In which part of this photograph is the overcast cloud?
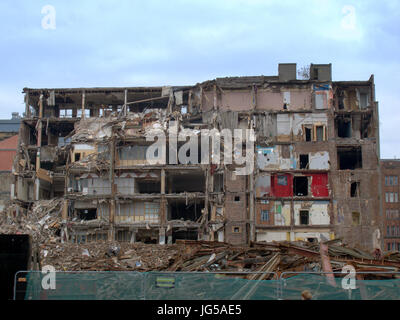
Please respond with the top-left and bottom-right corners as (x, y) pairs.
(0, 0), (399, 157)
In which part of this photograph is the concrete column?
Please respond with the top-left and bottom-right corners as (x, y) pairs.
(124, 89), (128, 116)
(161, 169), (165, 194)
(35, 178), (40, 201)
(25, 93), (30, 118)
(38, 94), (44, 118)
(110, 200), (115, 224)
(108, 226), (115, 242)
(81, 91), (86, 119)
(130, 230), (137, 244)
(159, 227), (166, 245)
(62, 200), (69, 221)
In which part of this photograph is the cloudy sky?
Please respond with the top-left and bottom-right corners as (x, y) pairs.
(0, 0), (399, 157)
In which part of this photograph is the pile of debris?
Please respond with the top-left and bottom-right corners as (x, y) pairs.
(166, 240), (400, 278)
(35, 239), (400, 279)
(40, 242), (179, 271)
(0, 198), (63, 244)
(1, 199), (399, 277)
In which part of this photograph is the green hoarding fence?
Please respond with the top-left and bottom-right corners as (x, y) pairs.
(14, 271), (279, 300)
(280, 272), (400, 300)
(14, 271), (400, 300)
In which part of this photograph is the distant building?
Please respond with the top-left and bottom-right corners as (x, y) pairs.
(381, 159), (400, 252)
(0, 135), (18, 211)
(0, 113), (21, 141)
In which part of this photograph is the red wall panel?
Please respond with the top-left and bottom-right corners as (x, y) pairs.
(310, 173), (329, 197)
(271, 174), (292, 197)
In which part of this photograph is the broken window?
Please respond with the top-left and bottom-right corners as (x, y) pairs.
(168, 172), (205, 193)
(300, 210), (309, 225)
(338, 91), (345, 110)
(96, 233), (107, 241)
(312, 68), (318, 80)
(233, 226), (242, 233)
(300, 154), (309, 169)
(315, 126), (324, 142)
(136, 179), (161, 194)
(359, 92), (369, 109)
(305, 127), (312, 142)
(350, 182), (360, 197)
(169, 199), (203, 221)
(118, 145), (148, 161)
(74, 153), (81, 162)
(77, 209), (97, 221)
(172, 230), (198, 243)
(336, 117), (352, 138)
(277, 175), (288, 186)
(294, 177), (308, 196)
(234, 196), (241, 202)
(337, 147), (362, 170)
(352, 212), (360, 226)
(117, 230), (132, 242)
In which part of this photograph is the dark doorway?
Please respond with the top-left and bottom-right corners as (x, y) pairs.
(337, 147), (362, 170)
(294, 177), (308, 196)
(300, 154), (309, 169)
(300, 211), (309, 225)
(350, 182), (360, 197)
(305, 128), (312, 142)
(336, 117), (352, 138)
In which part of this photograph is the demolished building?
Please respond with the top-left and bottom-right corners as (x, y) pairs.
(8, 63), (382, 250)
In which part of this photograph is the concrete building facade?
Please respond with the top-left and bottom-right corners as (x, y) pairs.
(381, 159), (400, 252)
(9, 63), (382, 250)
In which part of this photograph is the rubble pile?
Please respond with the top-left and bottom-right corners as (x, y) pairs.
(35, 239), (400, 278)
(166, 240), (400, 278)
(1, 199), (399, 277)
(40, 242), (179, 271)
(0, 198), (63, 244)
